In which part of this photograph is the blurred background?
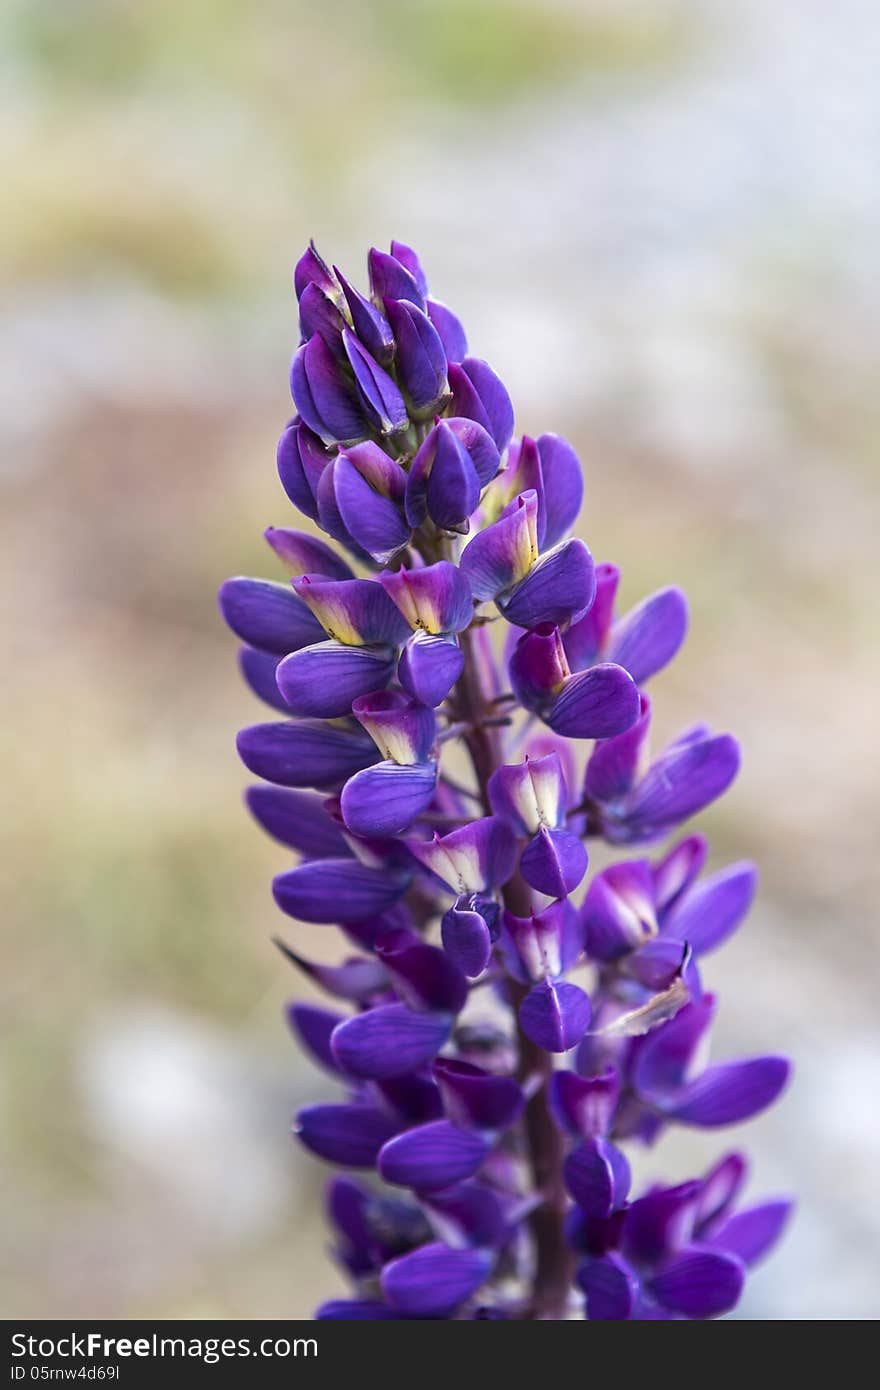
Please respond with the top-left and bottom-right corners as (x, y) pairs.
(2, 0), (878, 1320)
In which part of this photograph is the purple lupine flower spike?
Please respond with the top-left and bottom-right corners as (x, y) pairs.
(221, 240), (793, 1320)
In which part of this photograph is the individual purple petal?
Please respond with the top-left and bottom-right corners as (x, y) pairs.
(245, 785), (350, 857)
(330, 1004), (451, 1079)
(278, 945), (388, 1005)
(488, 751), (568, 835)
(460, 491), (539, 601)
(518, 979), (591, 1053)
(407, 817), (518, 895)
(448, 357), (515, 453)
(520, 826), (588, 897)
(368, 246), (426, 312)
(375, 933), (468, 1014)
(294, 241), (337, 300)
(547, 663), (640, 741)
(632, 996), (717, 1097)
(706, 1200), (793, 1266)
(427, 298), (468, 363)
(316, 1300), (401, 1320)
(623, 938), (691, 992)
(238, 646), (290, 712)
(292, 575), (411, 647)
(378, 1121), (490, 1191)
(379, 562), (473, 635)
(273, 858), (409, 924)
(621, 733), (742, 840)
(660, 1056), (791, 1128)
(351, 690), (436, 765)
(341, 760), (438, 837)
(562, 561), (620, 671)
(291, 333), (368, 446)
(441, 900), (493, 978)
(583, 692), (652, 800)
(548, 1068), (619, 1139)
(406, 422), (478, 533)
(536, 433), (584, 549)
(581, 858), (657, 961)
(398, 632), (465, 707)
(499, 899), (581, 984)
(694, 1152), (748, 1230)
(286, 1003), (347, 1075)
(263, 527), (355, 580)
(381, 1242), (492, 1318)
(577, 1253), (639, 1320)
(343, 330), (409, 436)
(649, 1246), (745, 1319)
(606, 586), (689, 686)
(421, 1182), (507, 1249)
(662, 862), (757, 956)
(565, 1138), (631, 1218)
(508, 623), (570, 709)
(296, 1102), (399, 1167)
(218, 577), (324, 655)
(375, 1074), (444, 1126)
(389, 239), (429, 295)
(652, 833), (708, 914)
(333, 451), (410, 564)
(501, 538), (595, 628)
(623, 1181), (701, 1264)
(433, 1058), (524, 1133)
(236, 718), (379, 788)
(336, 268), (395, 363)
(299, 281), (347, 355)
(276, 640), (395, 717)
(276, 419), (329, 521)
(384, 298), (449, 417)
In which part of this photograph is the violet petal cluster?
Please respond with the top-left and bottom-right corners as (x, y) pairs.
(220, 240), (792, 1320)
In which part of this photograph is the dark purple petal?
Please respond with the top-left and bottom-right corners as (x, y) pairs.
(376, 934), (468, 1014)
(652, 833), (708, 914)
(536, 434), (584, 549)
(662, 861), (756, 956)
(292, 575), (411, 648)
(649, 1246), (745, 1318)
(351, 689), (436, 765)
(459, 491), (539, 601)
(407, 817), (518, 895)
(563, 562), (620, 670)
(316, 1300), (401, 1320)
(519, 980), (591, 1053)
(379, 562), (473, 635)
(433, 1058), (524, 1133)
(263, 527), (354, 580)
(427, 298), (468, 363)
(583, 693), (652, 801)
(236, 719), (379, 789)
(623, 938), (690, 992)
(245, 784), (350, 857)
(520, 826), (588, 897)
(390, 239), (429, 295)
(448, 357), (515, 454)
(565, 1138), (631, 1218)
(378, 1121), (490, 1191)
(331, 1004), (452, 1079)
(622, 733), (741, 839)
(276, 419), (328, 521)
(336, 268), (395, 363)
(299, 281), (347, 355)
(374, 1074), (444, 1126)
(368, 246), (426, 312)
(508, 623), (570, 709)
(661, 1056), (791, 1128)
(501, 538), (595, 628)
(218, 577), (324, 655)
(623, 1181), (701, 1264)
(333, 455), (410, 564)
(385, 297), (449, 416)
(577, 1253), (639, 1320)
(343, 330), (409, 435)
(398, 632), (465, 707)
(238, 646), (290, 712)
(296, 1102), (399, 1167)
(291, 333), (368, 446)
(273, 858), (409, 924)
(706, 1200), (793, 1266)
(286, 1002), (346, 1075)
(341, 760), (438, 837)
(422, 1182), (507, 1248)
(278, 944), (388, 1005)
(294, 241), (337, 299)
(548, 663), (640, 740)
(606, 586), (689, 686)
(548, 1067), (619, 1139)
(441, 901), (493, 978)
(276, 640), (395, 717)
(406, 418), (499, 531)
(581, 858), (657, 961)
(632, 996), (717, 1097)
(381, 1242), (492, 1317)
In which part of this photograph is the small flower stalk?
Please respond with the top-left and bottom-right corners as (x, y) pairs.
(220, 241), (792, 1320)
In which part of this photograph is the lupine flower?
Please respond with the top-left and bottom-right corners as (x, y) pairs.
(220, 240), (793, 1320)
